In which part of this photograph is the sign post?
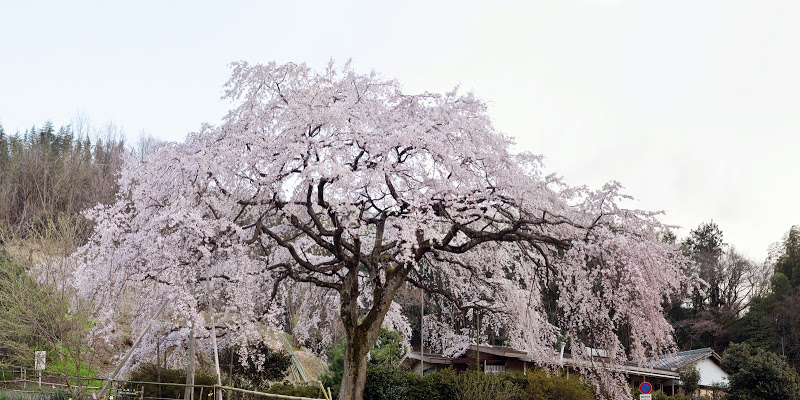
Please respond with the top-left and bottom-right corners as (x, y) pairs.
(639, 381), (652, 400)
(35, 351), (46, 388)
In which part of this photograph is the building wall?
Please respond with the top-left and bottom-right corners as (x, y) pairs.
(695, 359), (728, 387)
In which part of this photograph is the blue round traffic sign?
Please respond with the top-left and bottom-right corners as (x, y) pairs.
(639, 382), (652, 394)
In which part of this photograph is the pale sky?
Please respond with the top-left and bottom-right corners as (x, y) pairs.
(1, 1), (798, 261)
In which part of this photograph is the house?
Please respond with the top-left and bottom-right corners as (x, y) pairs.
(400, 345), (532, 376)
(643, 347), (728, 397)
(400, 345), (728, 396)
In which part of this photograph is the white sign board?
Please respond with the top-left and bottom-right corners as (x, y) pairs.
(34, 351), (46, 370)
(640, 395), (652, 400)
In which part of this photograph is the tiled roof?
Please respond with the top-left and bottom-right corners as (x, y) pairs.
(403, 345), (721, 379)
(644, 348), (718, 371)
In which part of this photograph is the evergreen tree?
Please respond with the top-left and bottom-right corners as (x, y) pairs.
(774, 226), (800, 288)
(721, 343), (800, 400)
(82, 136), (92, 162)
(736, 226), (800, 369)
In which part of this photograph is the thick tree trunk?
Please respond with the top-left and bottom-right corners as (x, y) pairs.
(337, 329), (371, 400)
(335, 244), (413, 400)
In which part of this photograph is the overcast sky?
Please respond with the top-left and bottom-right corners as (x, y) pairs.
(1, 1), (798, 261)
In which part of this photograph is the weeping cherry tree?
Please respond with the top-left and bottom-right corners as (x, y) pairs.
(74, 61), (691, 400)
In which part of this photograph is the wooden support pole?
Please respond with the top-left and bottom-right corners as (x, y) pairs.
(97, 301), (168, 399)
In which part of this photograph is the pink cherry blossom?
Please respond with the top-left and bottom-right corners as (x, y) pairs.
(74, 61), (692, 400)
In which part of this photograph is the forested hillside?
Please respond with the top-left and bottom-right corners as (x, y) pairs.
(0, 120), (128, 377)
(0, 121), (125, 240)
(664, 222), (800, 368)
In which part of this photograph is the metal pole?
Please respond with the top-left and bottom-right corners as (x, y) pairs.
(420, 287), (424, 376)
(476, 312), (481, 371)
(185, 318), (196, 400)
(157, 339), (162, 399)
(186, 277), (197, 400)
(206, 260), (223, 400)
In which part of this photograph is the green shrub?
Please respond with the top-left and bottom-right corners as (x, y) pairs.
(677, 364), (700, 397)
(322, 355), (607, 400)
(363, 367), (409, 400)
(319, 340), (346, 400)
(417, 368), (458, 400)
(126, 363), (216, 399)
(454, 370), (520, 400)
(363, 365), (455, 400)
(652, 390), (691, 400)
(48, 392), (70, 400)
(321, 327), (407, 400)
(369, 329), (407, 368)
(653, 391), (669, 400)
(521, 370), (594, 400)
(218, 342), (291, 390)
(361, 366), (595, 400)
(721, 342), (800, 400)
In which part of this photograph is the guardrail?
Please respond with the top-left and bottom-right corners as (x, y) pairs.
(0, 365), (332, 400)
(0, 365), (102, 391)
